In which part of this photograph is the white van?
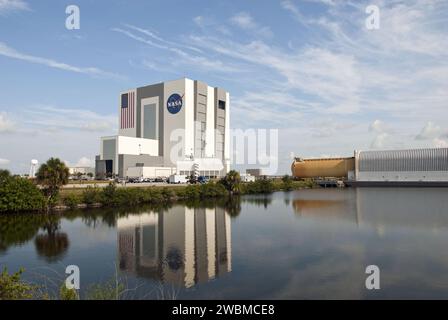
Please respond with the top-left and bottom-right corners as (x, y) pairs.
(168, 174), (188, 184)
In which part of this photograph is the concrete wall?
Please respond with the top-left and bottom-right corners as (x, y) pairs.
(118, 154), (165, 177)
(117, 136), (158, 156)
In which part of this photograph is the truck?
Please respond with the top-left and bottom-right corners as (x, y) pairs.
(168, 174), (188, 184)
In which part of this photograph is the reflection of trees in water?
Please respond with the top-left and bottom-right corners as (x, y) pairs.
(165, 247), (184, 271)
(223, 196), (241, 217)
(0, 214), (54, 254)
(182, 196), (242, 218)
(241, 196), (272, 209)
(34, 220), (69, 263)
(219, 251), (228, 264)
(0, 197), (238, 255)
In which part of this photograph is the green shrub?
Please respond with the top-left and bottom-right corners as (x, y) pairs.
(85, 279), (125, 300)
(241, 178), (274, 194)
(174, 187), (187, 199)
(282, 175), (293, 191)
(144, 187), (164, 203)
(184, 185), (201, 200)
(0, 268), (40, 300)
(200, 182), (227, 198)
(62, 193), (80, 209)
(160, 187), (175, 201)
(82, 186), (102, 205)
(59, 284), (78, 300)
(101, 182), (117, 203)
(0, 176), (46, 212)
(0, 169), (10, 182)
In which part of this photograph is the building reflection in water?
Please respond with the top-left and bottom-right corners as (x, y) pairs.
(292, 188), (448, 229)
(117, 206), (231, 288)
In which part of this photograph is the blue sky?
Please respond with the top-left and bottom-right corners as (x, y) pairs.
(0, 0), (447, 174)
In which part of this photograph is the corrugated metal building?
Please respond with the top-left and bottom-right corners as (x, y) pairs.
(355, 148), (448, 182)
(291, 147), (448, 186)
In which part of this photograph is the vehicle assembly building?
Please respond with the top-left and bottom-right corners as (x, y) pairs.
(96, 78), (230, 179)
(291, 147), (448, 186)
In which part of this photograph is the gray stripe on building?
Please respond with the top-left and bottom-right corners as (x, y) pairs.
(136, 82), (164, 156)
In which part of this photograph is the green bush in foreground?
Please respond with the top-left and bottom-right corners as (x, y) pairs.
(0, 176), (46, 213)
(59, 284), (79, 300)
(85, 279), (125, 300)
(0, 268), (40, 300)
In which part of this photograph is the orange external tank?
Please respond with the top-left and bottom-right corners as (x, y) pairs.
(291, 157), (355, 179)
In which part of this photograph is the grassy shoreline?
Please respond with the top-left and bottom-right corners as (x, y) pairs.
(56, 179), (315, 212)
(1, 169), (316, 214)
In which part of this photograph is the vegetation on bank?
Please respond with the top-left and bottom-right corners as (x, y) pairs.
(0, 161), (315, 214)
(0, 268), (51, 300)
(0, 170), (46, 212)
(57, 174), (313, 210)
(0, 267), (128, 300)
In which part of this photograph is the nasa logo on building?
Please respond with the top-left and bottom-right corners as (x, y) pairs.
(167, 93), (183, 114)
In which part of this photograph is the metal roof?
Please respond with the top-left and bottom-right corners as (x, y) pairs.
(358, 148), (448, 172)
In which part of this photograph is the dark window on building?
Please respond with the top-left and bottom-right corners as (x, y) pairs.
(136, 163), (144, 167)
(121, 93), (128, 108)
(218, 100), (226, 110)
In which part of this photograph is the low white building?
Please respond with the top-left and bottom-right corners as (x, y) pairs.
(68, 166), (95, 176)
(240, 173), (256, 182)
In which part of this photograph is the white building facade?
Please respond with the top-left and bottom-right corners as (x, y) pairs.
(96, 78), (230, 178)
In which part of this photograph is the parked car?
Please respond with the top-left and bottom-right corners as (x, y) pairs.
(197, 176), (209, 184)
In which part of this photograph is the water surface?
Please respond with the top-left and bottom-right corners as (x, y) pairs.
(1, 188), (448, 299)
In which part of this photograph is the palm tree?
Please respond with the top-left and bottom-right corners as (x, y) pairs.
(36, 158), (70, 207)
(221, 170), (241, 195)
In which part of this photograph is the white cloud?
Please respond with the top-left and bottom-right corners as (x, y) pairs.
(23, 105), (117, 133)
(433, 138), (448, 148)
(0, 112), (15, 133)
(415, 122), (441, 140)
(76, 157), (93, 167)
(369, 120), (387, 133)
(190, 36), (361, 114)
(193, 15), (204, 27)
(230, 12), (273, 38)
(371, 133), (389, 149)
(113, 25), (241, 73)
(0, 42), (122, 79)
(122, 23), (202, 53)
(65, 157), (93, 168)
(0, 0), (29, 14)
(230, 12), (256, 29)
(0, 106), (109, 174)
(0, 158), (10, 165)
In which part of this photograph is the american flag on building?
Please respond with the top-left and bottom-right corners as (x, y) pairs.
(120, 92), (135, 129)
